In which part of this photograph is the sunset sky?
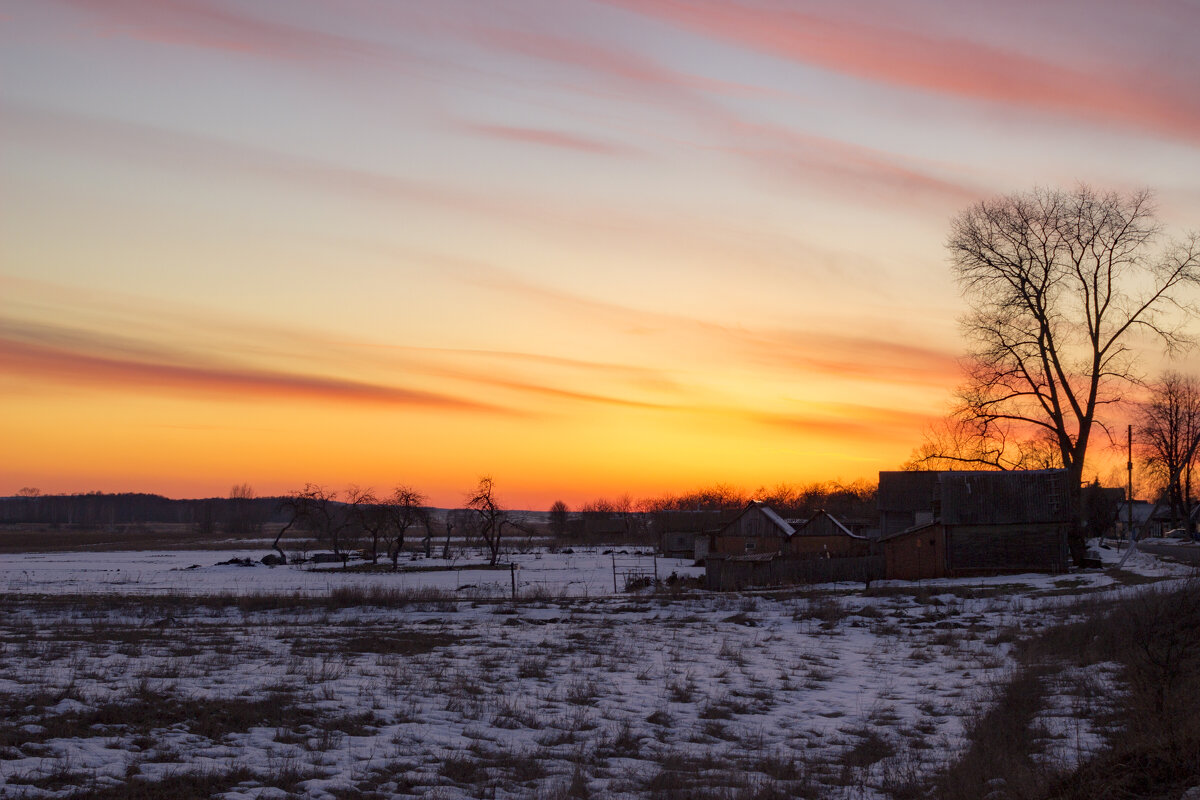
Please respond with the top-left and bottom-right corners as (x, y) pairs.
(4, 0), (1200, 507)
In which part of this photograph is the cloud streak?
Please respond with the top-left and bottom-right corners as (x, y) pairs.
(57, 0), (394, 62)
(600, 0), (1200, 144)
(0, 326), (507, 414)
(470, 24), (979, 207)
(455, 120), (634, 156)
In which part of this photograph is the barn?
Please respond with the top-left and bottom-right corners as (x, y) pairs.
(878, 469), (1072, 579)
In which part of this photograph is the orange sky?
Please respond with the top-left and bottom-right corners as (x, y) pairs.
(3, 0), (1200, 507)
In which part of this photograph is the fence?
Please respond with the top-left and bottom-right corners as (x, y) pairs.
(705, 555), (885, 591)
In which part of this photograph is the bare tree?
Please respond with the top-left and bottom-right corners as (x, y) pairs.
(226, 483), (265, 535)
(345, 486), (382, 562)
(278, 484), (350, 559)
(383, 485), (427, 570)
(549, 500), (569, 538)
(16, 487), (41, 498)
(1138, 373), (1200, 532)
(465, 476), (507, 566)
(926, 185), (1200, 561)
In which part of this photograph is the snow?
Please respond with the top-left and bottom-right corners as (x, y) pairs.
(0, 548), (702, 598)
(0, 541), (1192, 799)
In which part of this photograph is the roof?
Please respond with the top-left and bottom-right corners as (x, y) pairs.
(792, 509), (865, 539)
(879, 469), (1073, 525)
(877, 471), (939, 512)
(756, 503), (796, 536)
(726, 552), (780, 563)
(878, 520), (940, 542)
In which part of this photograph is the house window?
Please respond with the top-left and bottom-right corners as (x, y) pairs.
(745, 541), (756, 552)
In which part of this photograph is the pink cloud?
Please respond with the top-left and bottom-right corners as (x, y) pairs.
(0, 330), (506, 413)
(471, 25), (978, 207)
(58, 0), (394, 62)
(601, 0), (1200, 143)
(456, 120), (634, 156)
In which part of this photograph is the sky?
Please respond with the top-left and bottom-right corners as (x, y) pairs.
(3, 0), (1200, 508)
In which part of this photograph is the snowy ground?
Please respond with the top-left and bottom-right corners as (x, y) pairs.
(0, 545), (1193, 799)
(0, 549), (700, 598)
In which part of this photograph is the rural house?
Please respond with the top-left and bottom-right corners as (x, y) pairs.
(705, 502), (882, 589)
(788, 510), (871, 559)
(707, 501), (795, 556)
(877, 469), (1072, 580)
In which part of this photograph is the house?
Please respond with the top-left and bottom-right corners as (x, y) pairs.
(788, 510), (871, 559)
(877, 469), (1072, 580)
(705, 502), (883, 589)
(707, 501), (795, 556)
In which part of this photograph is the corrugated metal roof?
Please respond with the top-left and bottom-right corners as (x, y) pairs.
(878, 469), (1073, 525)
(939, 470), (1072, 524)
(877, 471), (939, 512)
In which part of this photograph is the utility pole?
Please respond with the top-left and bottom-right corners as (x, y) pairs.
(1126, 424), (1134, 550)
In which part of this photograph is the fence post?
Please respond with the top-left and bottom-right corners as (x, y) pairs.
(612, 553), (617, 594)
(511, 563), (516, 600)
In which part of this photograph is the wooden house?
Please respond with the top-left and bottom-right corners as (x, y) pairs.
(705, 502), (883, 589)
(877, 470), (1072, 579)
(788, 510), (871, 559)
(707, 501), (795, 556)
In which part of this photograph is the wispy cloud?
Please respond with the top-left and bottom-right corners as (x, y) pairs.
(0, 319), (507, 413)
(57, 0), (394, 62)
(600, 0), (1200, 144)
(470, 24), (979, 207)
(752, 403), (938, 443)
(454, 120), (635, 156)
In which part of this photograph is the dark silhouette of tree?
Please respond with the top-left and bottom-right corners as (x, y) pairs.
(920, 185), (1200, 561)
(465, 476), (506, 566)
(226, 483), (265, 534)
(1137, 372), (1200, 532)
(549, 500), (569, 538)
(277, 484), (349, 560)
(345, 486), (382, 562)
(383, 485), (427, 570)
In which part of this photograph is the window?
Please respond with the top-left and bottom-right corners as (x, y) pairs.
(745, 541), (756, 551)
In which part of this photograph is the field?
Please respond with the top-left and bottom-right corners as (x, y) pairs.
(0, 542), (1195, 799)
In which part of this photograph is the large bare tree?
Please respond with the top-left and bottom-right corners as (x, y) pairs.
(927, 185), (1200, 558)
(1137, 372), (1200, 532)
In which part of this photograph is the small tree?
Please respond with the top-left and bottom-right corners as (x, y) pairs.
(466, 476), (507, 566)
(1137, 372), (1200, 532)
(549, 500), (569, 538)
(383, 485), (427, 570)
(278, 484), (349, 558)
(226, 483), (264, 535)
(346, 486), (382, 562)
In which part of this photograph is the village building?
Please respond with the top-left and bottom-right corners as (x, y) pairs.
(705, 502), (881, 589)
(877, 469), (1072, 580)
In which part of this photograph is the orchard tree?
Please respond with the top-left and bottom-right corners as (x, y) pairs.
(383, 485), (427, 569)
(466, 476), (507, 566)
(920, 185), (1200, 561)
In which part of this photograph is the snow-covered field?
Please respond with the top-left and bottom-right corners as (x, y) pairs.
(0, 549), (700, 598)
(0, 546), (1191, 799)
